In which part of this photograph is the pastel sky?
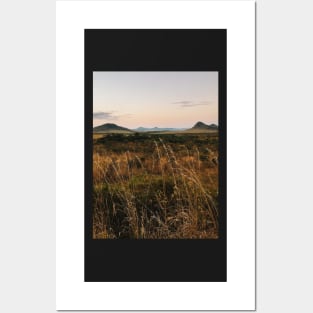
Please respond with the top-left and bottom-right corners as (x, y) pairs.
(93, 72), (218, 129)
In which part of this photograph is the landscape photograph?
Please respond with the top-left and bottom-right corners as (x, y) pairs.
(92, 71), (219, 239)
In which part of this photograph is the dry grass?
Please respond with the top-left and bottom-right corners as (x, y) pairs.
(93, 136), (218, 239)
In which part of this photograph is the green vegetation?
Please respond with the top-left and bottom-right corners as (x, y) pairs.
(93, 132), (219, 239)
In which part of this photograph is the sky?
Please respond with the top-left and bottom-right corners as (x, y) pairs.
(93, 72), (218, 129)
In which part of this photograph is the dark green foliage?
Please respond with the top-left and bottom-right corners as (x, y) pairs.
(94, 133), (218, 155)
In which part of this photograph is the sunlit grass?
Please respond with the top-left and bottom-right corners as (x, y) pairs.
(93, 134), (219, 239)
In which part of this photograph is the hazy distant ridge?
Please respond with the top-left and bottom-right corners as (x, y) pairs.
(133, 126), (187, 132)
(93, 122), (218, 133)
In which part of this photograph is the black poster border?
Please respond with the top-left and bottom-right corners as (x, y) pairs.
(85, 29), (227, 282)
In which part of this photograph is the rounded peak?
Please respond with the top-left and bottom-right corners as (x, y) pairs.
(192, 121), (208, 129)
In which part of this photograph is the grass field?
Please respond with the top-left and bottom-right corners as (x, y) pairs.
(93, 132), (219, 239)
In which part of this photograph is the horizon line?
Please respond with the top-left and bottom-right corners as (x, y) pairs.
(93, 121), (219, 129)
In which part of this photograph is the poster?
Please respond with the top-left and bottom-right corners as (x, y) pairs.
(57, 1), (255, 310)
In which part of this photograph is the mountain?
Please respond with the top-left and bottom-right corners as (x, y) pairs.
(180, 121), (218, 133)
(191, 121), (218, 130)
(93, 123), (133, 133)
(93, 122), (217, 134)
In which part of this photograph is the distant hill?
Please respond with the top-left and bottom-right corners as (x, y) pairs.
(181, 122), (218, 133)
(93, 122), (218, 134)
(133, 127), (186, 132)
(191, 121), (218, 130)
(93, 123), (134, 133)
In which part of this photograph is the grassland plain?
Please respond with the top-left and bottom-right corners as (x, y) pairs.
(93, 132), (219, 239)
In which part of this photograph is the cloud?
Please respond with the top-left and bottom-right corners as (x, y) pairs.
(172, 101), (192, 105)
(93, 111), (133, 120)
(93, 111), (118, 120)
(173, 100), (212, 108)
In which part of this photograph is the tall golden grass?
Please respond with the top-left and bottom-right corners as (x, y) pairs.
(93, 138), (218, 239)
